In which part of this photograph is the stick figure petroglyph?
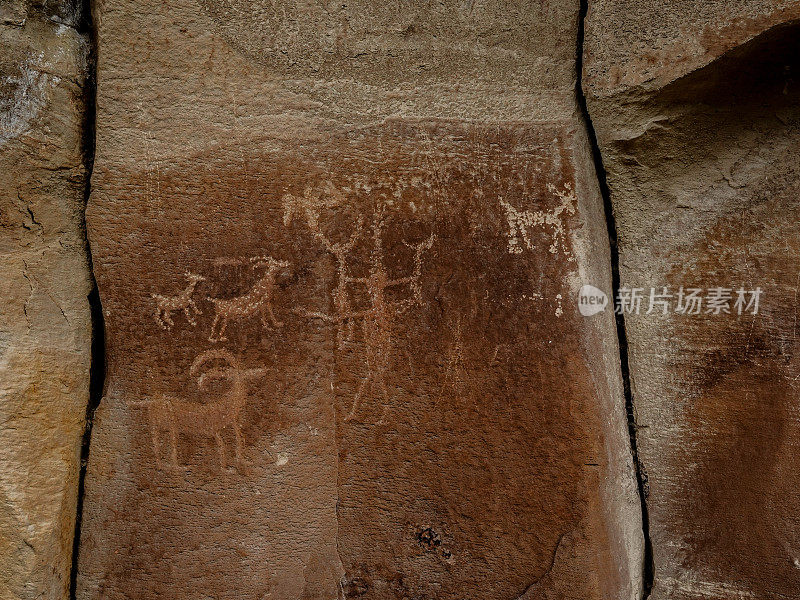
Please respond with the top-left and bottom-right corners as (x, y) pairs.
(129, 349), (266, 471)
(500, 182), (576, 256)
(151, 272), (206, 329)
(289, 194), (435, 422)
(207, 256), (290, 342)
(283, 182), (365, 349)
(342, 222), (435, 422)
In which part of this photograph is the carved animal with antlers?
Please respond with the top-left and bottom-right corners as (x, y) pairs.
(499, 182), (576, 256)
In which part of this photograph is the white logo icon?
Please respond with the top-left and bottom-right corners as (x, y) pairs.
(578, 285), (608, 316)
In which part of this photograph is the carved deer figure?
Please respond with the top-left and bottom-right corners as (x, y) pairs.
(130, 349), (265, 471)
(207, 256), (290, 342)
(152, 272), (206, 329)
(499, 182), (576, 256)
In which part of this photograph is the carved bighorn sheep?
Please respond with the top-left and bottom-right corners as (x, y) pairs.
(207, 256), (290, 342)
(130, 349), (265, 471)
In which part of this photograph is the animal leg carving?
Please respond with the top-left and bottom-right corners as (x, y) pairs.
(377, 377), (392, 425)
(209, 313), (221, 341)
(169, 427), (179, 467)
(216, 317), (229, 341)
(261, 303), (283, 328)
(233, 423), (245, 466)
(154, 308), (169, 330)
(346, 374), (371, 422)
(214, 432), (227, 470)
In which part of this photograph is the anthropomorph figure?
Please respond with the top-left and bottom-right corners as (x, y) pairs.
(286, 190), (435, 423)
(343, 220), (434, 422)
(283, 182), (363, 349)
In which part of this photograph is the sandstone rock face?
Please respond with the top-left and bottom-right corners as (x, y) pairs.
(585, 2), (800, 598)
(585, 0), (800, 96)
(76, 1), (642, 598)
(0, 2), (92, 599)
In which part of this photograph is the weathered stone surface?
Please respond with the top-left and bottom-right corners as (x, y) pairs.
(77, 1), (642, 598)
(585, 3), (800, 598)
(0, 3), (91, 599)
(585, 0), (800, 96)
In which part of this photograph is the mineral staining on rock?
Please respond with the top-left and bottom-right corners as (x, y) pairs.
(76, 0), (642, 597)
(584, 0), (800, 95)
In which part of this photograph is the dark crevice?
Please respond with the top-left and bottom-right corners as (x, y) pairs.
(69, 0), (101, 598)
(575, 1), (654, 598)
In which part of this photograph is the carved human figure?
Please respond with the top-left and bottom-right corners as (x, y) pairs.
(289, 198), (435, 422)
(283, 182), (364, 349)
(342, 223), (434, 421)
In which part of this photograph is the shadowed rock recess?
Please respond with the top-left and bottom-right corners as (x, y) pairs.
(585, 1), (800, 598)
(0, 1), (92, 599)
(72, 0), (644, 598)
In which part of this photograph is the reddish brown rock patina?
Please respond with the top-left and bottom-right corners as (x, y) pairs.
(77, 0), (642, 597)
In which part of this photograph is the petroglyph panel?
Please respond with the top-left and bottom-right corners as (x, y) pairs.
(79, 117), (641, 599)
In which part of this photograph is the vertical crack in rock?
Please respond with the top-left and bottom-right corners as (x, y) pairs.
(334, 360), (344, 596)
(69, 1), (101, 598)
(576, 1), (654, 597)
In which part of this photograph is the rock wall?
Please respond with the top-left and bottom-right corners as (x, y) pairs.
(73, 0), (642, 598)
(0, 1), (92, 599)
(585, 1), (800, 598)
(5, 0), (800, 598)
